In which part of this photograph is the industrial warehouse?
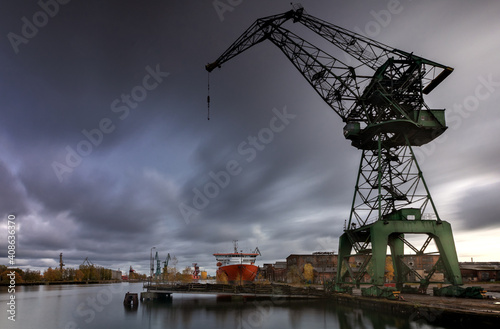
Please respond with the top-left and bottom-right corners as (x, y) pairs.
(261, 253), (500, 285)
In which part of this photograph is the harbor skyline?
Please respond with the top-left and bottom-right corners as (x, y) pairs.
(1, 0), (500, 275)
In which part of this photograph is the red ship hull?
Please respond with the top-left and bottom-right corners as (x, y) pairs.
(216, 264), (259, 284)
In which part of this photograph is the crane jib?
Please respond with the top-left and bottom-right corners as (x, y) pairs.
(206, 6), (462, 292)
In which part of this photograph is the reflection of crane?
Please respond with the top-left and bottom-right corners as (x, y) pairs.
(206, 5), (462, 291)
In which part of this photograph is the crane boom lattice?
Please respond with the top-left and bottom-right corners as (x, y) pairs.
(206, 6), (462, 290)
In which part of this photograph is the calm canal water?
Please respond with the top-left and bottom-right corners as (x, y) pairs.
(1, 282), (452, 329)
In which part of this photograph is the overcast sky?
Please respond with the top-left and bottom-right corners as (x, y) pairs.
(1, 0), (499, 275)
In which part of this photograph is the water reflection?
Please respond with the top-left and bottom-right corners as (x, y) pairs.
(138, 295), (448, 329)
(1, 284), (450, 329)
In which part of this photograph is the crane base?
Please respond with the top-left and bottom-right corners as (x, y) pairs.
(336, 219), (463, 290)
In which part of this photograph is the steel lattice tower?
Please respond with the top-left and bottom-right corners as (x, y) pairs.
(206, 6), (462, 291)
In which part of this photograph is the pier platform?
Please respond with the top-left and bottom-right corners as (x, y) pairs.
(338, 284), (500, 326)
(143, 282), (327, 299)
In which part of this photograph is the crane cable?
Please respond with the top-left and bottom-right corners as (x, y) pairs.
(207, 72), (211, 120)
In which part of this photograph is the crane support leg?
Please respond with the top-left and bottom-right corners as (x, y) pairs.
(389, 234), (405, 291)
(370, 229), (389, 286)
(336, 233), (354, 288)
(336, 220), (463, 291)
(432, 227), (463, 285)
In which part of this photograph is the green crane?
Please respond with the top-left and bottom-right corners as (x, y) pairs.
(163, 253), (171, 281)
(155, 251), (161, 279)
(206, 5), (462, 291)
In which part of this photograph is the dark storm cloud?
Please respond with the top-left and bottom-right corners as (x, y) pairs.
(19, 162), (178, 236)
(1, 0), (500, 272)
(177, 101), (357, 227)
(0, 0), (186, 145)
(174, 110), (357, 261)
(2, 0), (359, 272)
(0, 161), (28, 217)
(457, 182), (500, 230)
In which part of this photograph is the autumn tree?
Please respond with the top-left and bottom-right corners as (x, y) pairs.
(74, 269), (85, 281)
(23, 269), (42, 282)
(97, 267), (112, 280)
(385, 256), (394, 282)
(129, 270), (139, 280)
(44, 267), (62, 281)
(287, 265), (302, 284)
(79, 264), (94, 280)
(180, 266), (193, 283)
(164, 266), (177, 281)
(167, 256), (179, 281)
(1, 268), (24, 284)
(303, 263), (314, 284)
